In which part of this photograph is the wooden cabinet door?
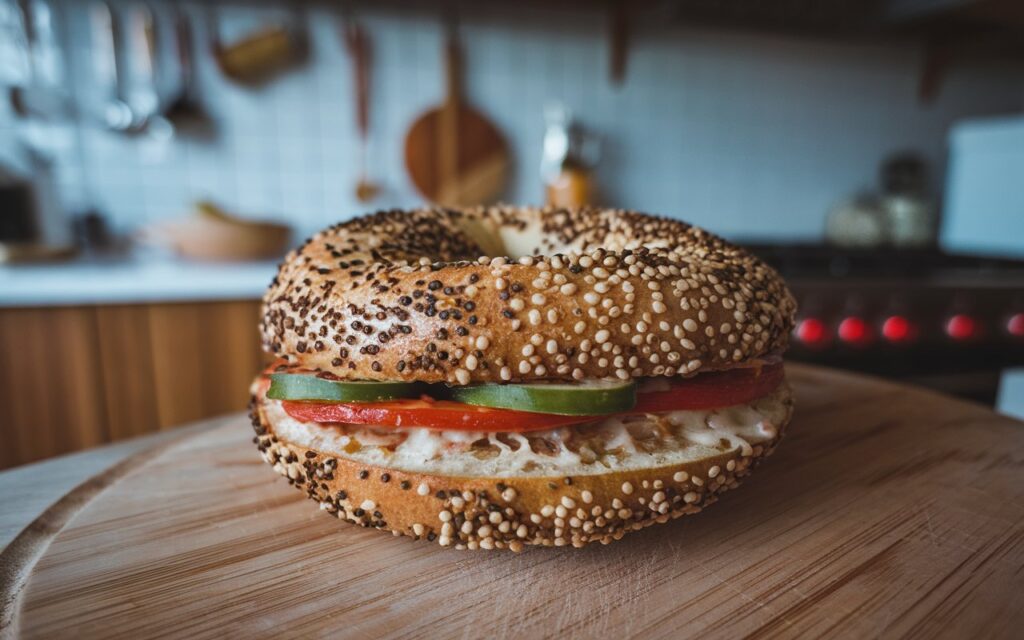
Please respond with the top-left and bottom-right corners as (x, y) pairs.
(147, 302), (266, 430)
(0, 300), (265, 469)
(95, 305), (161, 441)
(0, 307), (107, 468)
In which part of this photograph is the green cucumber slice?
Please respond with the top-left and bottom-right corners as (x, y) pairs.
(267, 374), (420, 403)
(449, 380), (636, 416)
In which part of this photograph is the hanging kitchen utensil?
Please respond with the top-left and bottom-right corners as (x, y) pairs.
(127, 3), (172, 141)
(211, 5), (309, 87)
(608, 0), (629, 86)
(404, 17), (508, 206)
(163, 5), (213, 138)
(342, 16), (378, 202)
(90, 1), (141, 133)
(127, 5), (157, 119)
(5, 0), (33, 118)
(8, 0), (72, 121)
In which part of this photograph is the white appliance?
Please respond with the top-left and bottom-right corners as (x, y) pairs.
(942, 115), (1024, 259)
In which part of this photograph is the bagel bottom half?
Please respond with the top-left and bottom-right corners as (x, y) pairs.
(250, 381), (793, 551)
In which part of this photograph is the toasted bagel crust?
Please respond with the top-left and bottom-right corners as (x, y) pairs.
(250, 382), (793, 551)
(260, 206), (796, 383)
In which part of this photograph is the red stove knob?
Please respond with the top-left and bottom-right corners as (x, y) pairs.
(946, 314), (979, 341)
(795, 317), (829, 347)
(881, 315), (915, 343)
(1008, 313), (1024, 338)
(838, 316), (872, 345)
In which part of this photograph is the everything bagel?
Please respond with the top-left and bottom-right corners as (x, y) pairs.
(253, 206), (797, 550)
(260, 206), (796, 384)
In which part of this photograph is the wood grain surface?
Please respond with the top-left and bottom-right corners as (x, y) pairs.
(404, 33), (508, 207)
(0, 301), (265, 469)
(2, 365), (1023, 639)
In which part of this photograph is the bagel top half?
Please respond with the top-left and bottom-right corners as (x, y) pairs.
(260, 206), (796, 384)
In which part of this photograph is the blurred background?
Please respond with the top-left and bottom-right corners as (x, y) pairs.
(1, 0), (1023, 469)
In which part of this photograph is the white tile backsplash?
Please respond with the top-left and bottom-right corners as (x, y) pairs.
(3, 0), (1023, 244)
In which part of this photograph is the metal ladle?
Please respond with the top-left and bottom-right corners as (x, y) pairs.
(127, 3), (172, 142)
(8, 0), (74, 122)
(90, 1), (139, 133)
(162, 5), (213, 138)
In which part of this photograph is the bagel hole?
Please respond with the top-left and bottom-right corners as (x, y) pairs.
(453, 214), (548, 260)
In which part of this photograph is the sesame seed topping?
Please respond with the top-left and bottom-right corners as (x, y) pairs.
(255, 206), (793, 548)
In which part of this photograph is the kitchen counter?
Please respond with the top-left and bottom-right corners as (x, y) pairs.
(0, 254), (279, 307)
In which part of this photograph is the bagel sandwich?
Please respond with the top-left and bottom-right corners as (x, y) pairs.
(252, 206), (796, 551)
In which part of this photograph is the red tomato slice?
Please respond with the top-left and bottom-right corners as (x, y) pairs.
(633, 362), (784, 414)
(276, 363), (784, 433)
(280, 398), (595, 432)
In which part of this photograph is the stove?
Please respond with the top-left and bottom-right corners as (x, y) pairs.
(747, 244), (1024, 405)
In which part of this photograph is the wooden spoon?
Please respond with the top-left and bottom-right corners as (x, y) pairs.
(344, 19), (378, 202)
(404, 23), (508, 207)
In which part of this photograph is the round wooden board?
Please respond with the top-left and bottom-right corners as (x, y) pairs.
(3, 365), (1023, 639)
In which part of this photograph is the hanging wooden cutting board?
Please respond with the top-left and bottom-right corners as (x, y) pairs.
(2, 364), (1024, 639)
(404, 28), (509, 207)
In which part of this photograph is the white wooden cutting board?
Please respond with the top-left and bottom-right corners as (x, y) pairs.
(2, 364), (1023, 639)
